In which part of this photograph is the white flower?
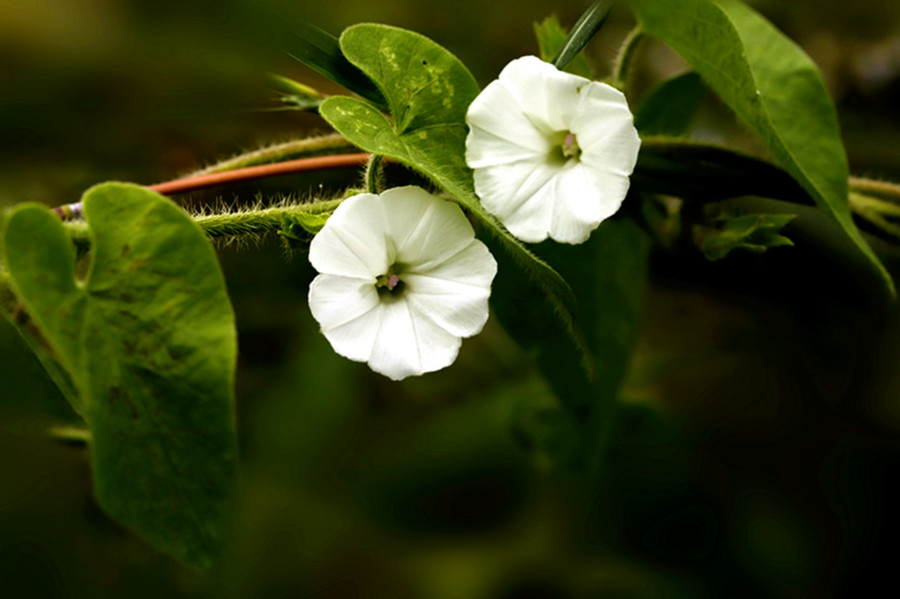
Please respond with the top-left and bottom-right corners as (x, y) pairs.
(465, 55), (641, 244)
(308, 186), (498, 381)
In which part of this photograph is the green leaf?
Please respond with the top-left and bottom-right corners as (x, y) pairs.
(318, 23), (586, 371)
(498, 217), (652, 470)
(627, 0), (894, 295)
(634, 72), (706, 136)
(634, 138), (811, 204)
(551, 1), (613, 72)
(2, 184), (238, 569)
(534, 16), (594, 79)
(268, 73), (326, 112)
(283, 20), (387, 111)
(694, 213), (796, 261)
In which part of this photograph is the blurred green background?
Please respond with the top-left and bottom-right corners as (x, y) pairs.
(2, 1), (900, 597)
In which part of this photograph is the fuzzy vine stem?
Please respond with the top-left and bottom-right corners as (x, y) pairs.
(850, 192), (900, 241)
(850, 176), (900, 204)
(61, 199), (344, 246)
(611, 26), (644, 92)
(187, 133), (357, 176)
(365, 155), (385, 194)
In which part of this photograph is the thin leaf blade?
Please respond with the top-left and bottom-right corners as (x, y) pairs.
(282, 21), (387, 110)
(534, 16), (595, 79)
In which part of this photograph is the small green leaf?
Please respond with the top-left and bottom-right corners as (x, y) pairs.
(694, 213), (796, 261)
(551, 1), (613, 72)
(268, 74), (326, 112)
(634, 72), (706, 136)
(534, 16), (594, 79)
(2, 184), (238, 569)
(627, 0), (894, 294)
(319, 24), (585, 371)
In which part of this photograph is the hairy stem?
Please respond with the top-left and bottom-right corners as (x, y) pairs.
(62, 199), (343, 245)
(365, 155), (385, 194)
(611, 27), (644, 92)
(187, 133), (357, 176)
(850, 192), (900, 241)
(850, 176), (900, 204)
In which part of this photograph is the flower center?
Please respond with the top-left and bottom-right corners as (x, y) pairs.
(549, 131), (582, 164)
(376, 267), (405, 298)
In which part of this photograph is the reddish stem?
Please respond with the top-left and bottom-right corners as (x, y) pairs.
(148, 153), (371, 196)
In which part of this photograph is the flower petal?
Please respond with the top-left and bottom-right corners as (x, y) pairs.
(473, 157), (560, 243)
(496, 56), (586, 133)
(466, 82), (551, 166)
(572, 82), (641, 176)
(308, 193), (390, 278)
(545, 164), (608, 244)
(380, 187), (477, 270)
(465, 124), (548, 168)
(317, 303), (385, 364)
(367, 298), (462, 380)
(403, 241), (496, 337)
(308, 274), (381, 330)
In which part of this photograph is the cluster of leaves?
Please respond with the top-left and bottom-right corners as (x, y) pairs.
(0, 0), (894, 570)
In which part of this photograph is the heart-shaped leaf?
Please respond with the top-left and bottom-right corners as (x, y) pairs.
(2, 184), (238, 569)
(318, 24), (588, 374)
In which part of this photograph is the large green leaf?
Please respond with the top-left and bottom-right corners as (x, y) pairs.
(2, 184), (238, 569)
(627, 0), (893, 294)
(318, 24), (586, 370)
(497, 217), (651, 470)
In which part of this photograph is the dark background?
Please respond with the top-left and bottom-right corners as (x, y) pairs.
(2, 1), (900, 597)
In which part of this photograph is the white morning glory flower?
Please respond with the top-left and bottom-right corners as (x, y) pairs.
(308, 186), (498, 381)
(465, 55), (641, 244)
